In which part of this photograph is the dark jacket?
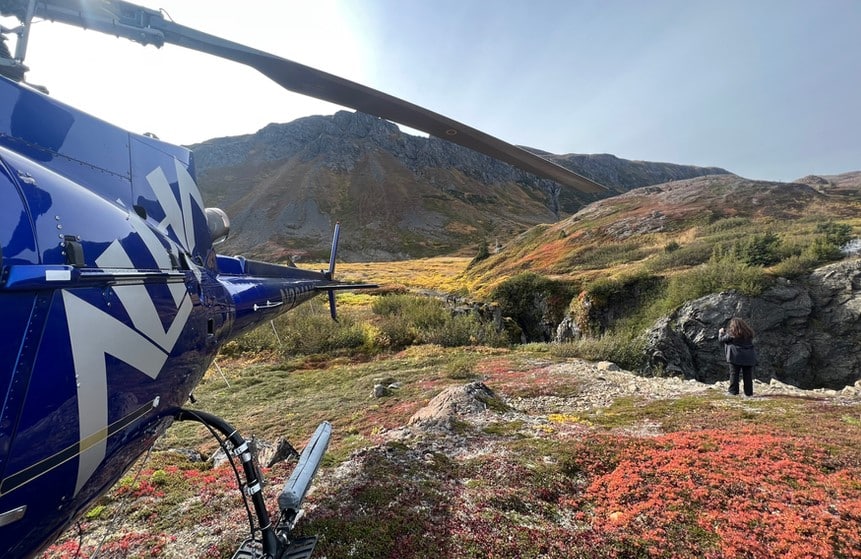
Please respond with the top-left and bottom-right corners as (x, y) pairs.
(719, 334), (757, 366)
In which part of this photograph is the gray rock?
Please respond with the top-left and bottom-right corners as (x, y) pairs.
(372, 384), (391, 398)
(258, 437), (300, 468)
(555, 316), (581, 343)
(642, 259), (861, 389)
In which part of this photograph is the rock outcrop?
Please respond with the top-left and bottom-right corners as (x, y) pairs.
(407, 382), (506, 432)
(644, 259), (861, 389)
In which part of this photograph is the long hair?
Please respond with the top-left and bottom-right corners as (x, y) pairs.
(727, 317), (754, 342)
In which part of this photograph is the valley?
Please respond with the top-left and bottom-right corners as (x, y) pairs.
(40, 113), (861, 559)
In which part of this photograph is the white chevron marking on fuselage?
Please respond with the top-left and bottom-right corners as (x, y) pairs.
(63, 159), (207, 495)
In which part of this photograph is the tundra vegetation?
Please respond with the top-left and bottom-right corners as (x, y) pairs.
(40, 176), (861, 559)
(43, 236), (861, 558)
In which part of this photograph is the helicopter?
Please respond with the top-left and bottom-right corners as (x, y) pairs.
(0, 1), (606, 558)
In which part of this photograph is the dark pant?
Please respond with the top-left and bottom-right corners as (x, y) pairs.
(728, 364), (753, 396)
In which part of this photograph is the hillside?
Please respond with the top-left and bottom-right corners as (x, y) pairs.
(457, 171), (861, 391)
(464, 173), (861, 290)
(190, 111), (729, 261)
(796, 170), (861, 196)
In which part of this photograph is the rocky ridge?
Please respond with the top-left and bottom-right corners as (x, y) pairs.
(189, 111), (731, 260)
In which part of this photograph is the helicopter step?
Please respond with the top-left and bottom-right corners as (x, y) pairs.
(231, 536), (318, 559)
(279, 421), (332, 526)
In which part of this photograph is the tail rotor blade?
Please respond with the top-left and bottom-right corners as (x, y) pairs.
(328, 290), (337, 322)
(327, 222), (340, 321)
(327, 222), (340, 279)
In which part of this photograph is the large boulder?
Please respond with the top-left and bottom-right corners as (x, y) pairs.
(644, 260), (861, 389)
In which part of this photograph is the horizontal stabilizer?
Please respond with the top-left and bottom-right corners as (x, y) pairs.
(313, 283), (378, 291)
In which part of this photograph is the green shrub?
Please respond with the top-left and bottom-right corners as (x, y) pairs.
(374, 313), (418, 350)
(219, 324), (280, 357)
(646, 242), (713, 272)
(734, 232), (782, 266)
(769, 253), (819, 278)
(421, 315), (476, 347)
(660, 254), (766, 314)
(806, 236), (843, 263)
(566, 240), (650, 270)
(372, 294), (509, 349)
(234, 304), (368, 359)
(444, 354), (480, 379)
(490, 273), (575, 342)
(816, 221), (852, 248)
(550, 331), (647, 371)
(372, 294), (447, 329)
(372, 294), (447, 350)
(426, 314), (510, 348)
(704, 216), (751, 234)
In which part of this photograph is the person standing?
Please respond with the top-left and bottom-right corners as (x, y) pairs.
(718, 318), (757, 396)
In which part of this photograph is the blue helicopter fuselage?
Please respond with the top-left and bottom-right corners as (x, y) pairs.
(0, 75), (324, 558)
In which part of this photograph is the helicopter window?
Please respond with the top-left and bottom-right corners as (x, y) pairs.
(207, 318), (214, 335)
(133, 205), (147, 219)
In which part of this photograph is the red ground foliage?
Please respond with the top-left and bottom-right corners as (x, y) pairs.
(577, 428), (861, 558)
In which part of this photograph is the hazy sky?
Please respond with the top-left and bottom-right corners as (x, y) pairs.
(3, 0), (858, 182)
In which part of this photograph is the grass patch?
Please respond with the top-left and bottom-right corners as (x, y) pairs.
(550, 330), (648, 371)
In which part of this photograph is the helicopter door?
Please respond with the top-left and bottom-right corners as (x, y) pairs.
(0, 161), (39, 479)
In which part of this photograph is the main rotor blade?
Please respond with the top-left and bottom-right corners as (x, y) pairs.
(27, 0), (606, 194)
(167, 27), (607, 194)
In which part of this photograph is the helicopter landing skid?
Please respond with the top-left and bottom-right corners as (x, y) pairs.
(175, 410), (331, 559)
(232, 535), (317, 559)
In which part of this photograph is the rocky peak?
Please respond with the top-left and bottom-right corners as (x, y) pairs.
(548, 152), (731, 192)
(190, 110), (735, 203)
(188, 111), (740, 260)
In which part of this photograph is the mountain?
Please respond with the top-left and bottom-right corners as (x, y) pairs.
(190, 111), (730, 261)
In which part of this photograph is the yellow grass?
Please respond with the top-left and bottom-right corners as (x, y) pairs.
(300, 257), (475, 294)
